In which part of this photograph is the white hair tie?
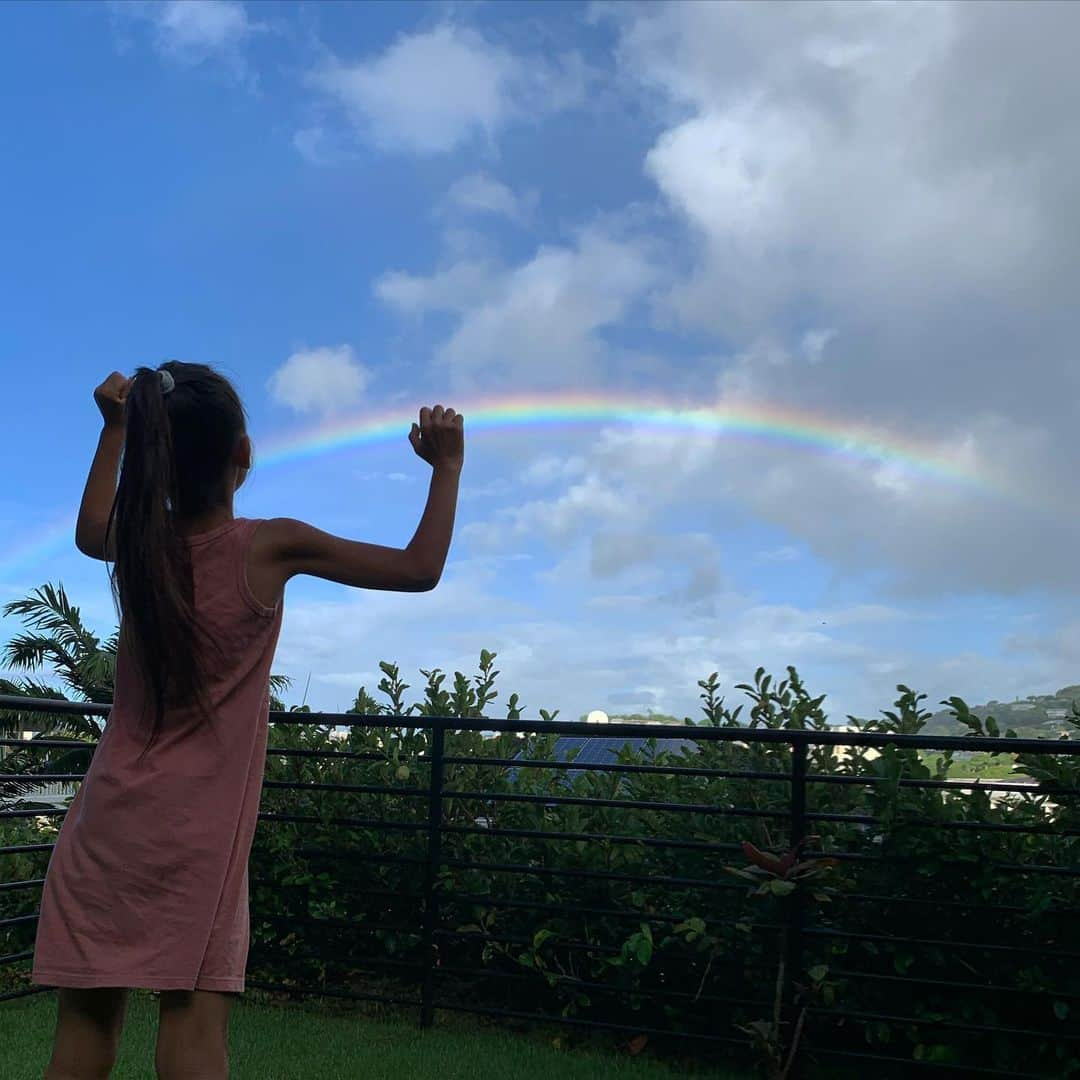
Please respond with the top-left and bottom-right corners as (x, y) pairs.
(159, 370), (175, 394)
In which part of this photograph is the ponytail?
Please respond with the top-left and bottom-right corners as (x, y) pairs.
(107, 363), (234, 759)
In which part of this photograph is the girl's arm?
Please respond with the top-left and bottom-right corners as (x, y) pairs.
(260, 462), (461, 592)
(249, 405), (464, 597)
(76, 373), (130, 560)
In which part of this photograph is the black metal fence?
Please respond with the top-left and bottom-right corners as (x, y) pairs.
(1, 695), (1078, 1078)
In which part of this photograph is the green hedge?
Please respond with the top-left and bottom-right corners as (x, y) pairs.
(3, 661), (1077, 1077)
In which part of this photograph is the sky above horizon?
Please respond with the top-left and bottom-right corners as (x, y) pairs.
(2, 0), (1080, 724)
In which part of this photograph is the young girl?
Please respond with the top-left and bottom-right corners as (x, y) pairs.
(32, 361), (464, 1079)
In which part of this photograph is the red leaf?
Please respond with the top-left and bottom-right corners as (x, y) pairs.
(742, 841), (785, 875)
(628, 1034), (648, 1055)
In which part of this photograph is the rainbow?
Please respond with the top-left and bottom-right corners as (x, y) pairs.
(0, 393), (1000, 579)
(258, 391), (991, 489)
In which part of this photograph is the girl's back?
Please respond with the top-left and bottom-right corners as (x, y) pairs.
(34, 517), (283, 992)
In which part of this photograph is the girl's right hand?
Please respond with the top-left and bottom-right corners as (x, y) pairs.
(94, 371), (132, 429)
(409, 405), (464, 471)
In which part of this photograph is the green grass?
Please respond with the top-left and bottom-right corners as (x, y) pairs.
(920, 751), (1026, 781)
(0, 991), (746, 1079)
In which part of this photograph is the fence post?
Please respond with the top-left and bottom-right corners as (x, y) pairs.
(785, 736), (809, 1078)
(420, 720), (446, 1028)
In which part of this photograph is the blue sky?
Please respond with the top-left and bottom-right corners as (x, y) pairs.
(3, 1), (1080, 723)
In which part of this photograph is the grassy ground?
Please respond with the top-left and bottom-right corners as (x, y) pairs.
(0, 990), (746, 1079)
(921, 751), (1025, 781)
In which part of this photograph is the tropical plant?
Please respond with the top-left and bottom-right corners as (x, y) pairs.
(1, 584), (116, 733)
(724, 839), (840, 1080)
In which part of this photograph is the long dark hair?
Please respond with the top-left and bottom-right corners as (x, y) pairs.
(106, 361), (249, 757)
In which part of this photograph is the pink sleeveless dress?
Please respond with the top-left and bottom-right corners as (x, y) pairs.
(32, 518), (283, 993)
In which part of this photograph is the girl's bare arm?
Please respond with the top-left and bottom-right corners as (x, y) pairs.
(257, 463), (461, 592)
(248, 405), (464, 599)
(76, 373), (130, 559)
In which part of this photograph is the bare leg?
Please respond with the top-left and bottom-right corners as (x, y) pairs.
(44, 987), (129, 1080)
(155, 989), (234, 1080)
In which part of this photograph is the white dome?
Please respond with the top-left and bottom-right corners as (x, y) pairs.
(586, 709), (609, 724)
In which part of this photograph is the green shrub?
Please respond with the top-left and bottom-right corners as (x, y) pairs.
(2, 656), (1077, 1076)
(247, 661), (1078, 1077)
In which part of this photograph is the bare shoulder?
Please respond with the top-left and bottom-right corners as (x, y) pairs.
(249, 517), (317, 560)
(245, 519), (303, 610)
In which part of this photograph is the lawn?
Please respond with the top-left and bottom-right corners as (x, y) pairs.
(920, 750), (1025, 781)
(0, 990), (745, 1079)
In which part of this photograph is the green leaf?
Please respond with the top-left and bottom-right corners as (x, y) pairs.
(808, 965), (828, 982)
(533, 929), (556, 950)
(768, 879), (796, 896)
(1054, 1001), (1069, 1021)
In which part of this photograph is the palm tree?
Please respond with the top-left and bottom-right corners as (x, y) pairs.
(1, 582), (292, 803)
(0, 585), (113, 801)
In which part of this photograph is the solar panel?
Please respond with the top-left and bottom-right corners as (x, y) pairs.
(551, 736), (587, 760)
(574, 739), (612, 766)
(510, 733), (701, 786)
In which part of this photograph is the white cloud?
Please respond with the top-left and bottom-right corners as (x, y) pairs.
(291, 126), (358, 167)
(267, 346), (372, 416)
(755, 546), (803, 565)
(309, 25), (583, 155)
(521, 454), (588, 488)
(558, 2), (1080, 596)
(110, 0), (256, 77)
(459, 427), (727, 610)
(462, 471), (641, 552)
(800, 328), (835, 365)
(155, 0), (249, 55)
(375, 260), (496, 315)
(378, 225), (658, 390)
(270, 544), (1042, 724)
(442, 173), (532, 223)
(362, 4), (1080, 600)
(606, 2), (1077, 365)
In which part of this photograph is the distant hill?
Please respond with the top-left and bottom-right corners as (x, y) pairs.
(921, 684), (1080, 739)
(582, 697), (1079, 740)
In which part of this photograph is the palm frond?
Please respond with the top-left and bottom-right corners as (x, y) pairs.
(0, 678), (104, 741)
(3, 632), (53, 670)
(1, 581), (116, 718)
(0, 733), (94, 806)
(0, 678), (69, 734)
(39, 711), (104, 742)
(3, 632), (76, 675)
(3, 584), (101, 661)
(75, 649), (117, 705)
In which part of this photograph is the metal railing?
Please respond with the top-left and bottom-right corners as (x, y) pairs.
(1, 695), (1077, 1077)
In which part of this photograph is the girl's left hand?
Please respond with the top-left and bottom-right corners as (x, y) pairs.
(94, 372), (132, 428)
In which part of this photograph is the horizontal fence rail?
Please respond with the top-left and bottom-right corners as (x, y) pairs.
(1, 694), (1078, 1076)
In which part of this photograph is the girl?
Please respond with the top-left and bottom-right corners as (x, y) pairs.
(32, 361), (464, 1079)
